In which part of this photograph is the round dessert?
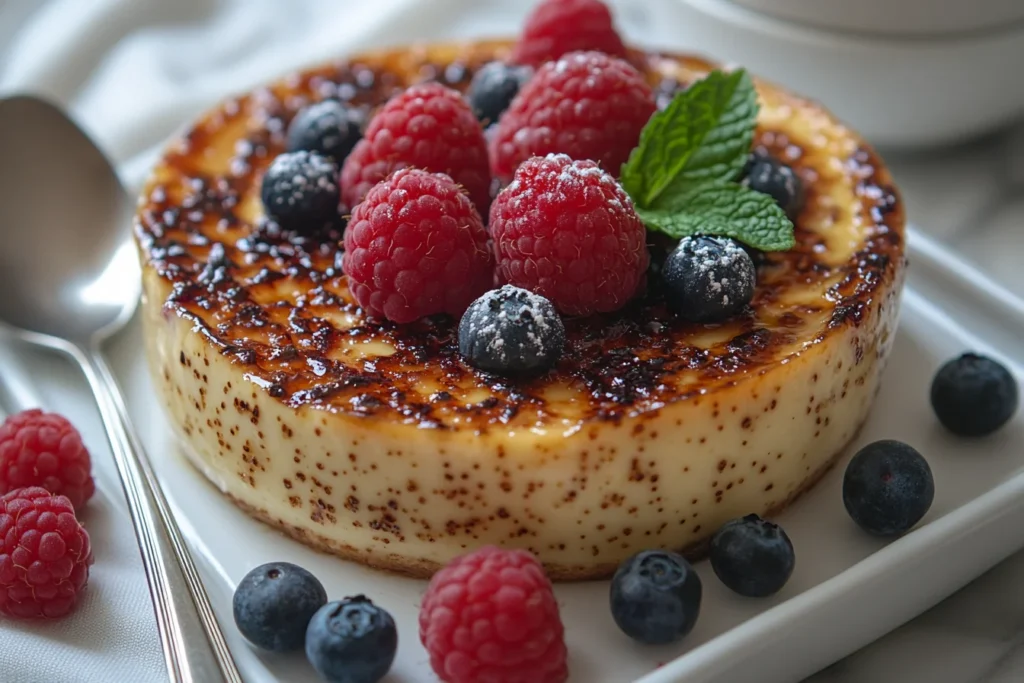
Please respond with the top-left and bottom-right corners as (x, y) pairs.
(133, 40), (906, 580)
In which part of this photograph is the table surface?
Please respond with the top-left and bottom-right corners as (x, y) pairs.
(1, 1), (1022, 682)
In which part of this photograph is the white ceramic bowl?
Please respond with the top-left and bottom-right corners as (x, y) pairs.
(729, 0), (1024, 36)
(658, 0), (1024, 148)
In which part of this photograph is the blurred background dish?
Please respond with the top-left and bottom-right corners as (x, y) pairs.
(727, 0), (1024, 36)
(661, 0), (1024, 147)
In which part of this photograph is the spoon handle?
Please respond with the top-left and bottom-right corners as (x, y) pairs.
(75, 346), (243, 683)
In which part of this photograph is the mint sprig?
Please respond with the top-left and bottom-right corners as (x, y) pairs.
(636, 184), (795, 251)
(620, 69), (795, 252)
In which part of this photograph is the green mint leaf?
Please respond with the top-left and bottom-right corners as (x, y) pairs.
(636, 182), (795, 252)
(619, 69), (758, 208)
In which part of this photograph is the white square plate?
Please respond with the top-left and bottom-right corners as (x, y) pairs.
(103, 228), (1024, 683)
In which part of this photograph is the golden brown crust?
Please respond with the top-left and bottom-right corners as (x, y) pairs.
(134, 39), (905, 431)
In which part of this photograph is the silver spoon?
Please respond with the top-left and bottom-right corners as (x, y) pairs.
(0, 95), (242, 683)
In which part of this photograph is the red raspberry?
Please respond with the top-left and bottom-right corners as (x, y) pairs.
(340, 83), (492, 214)
(343, 168), (494, 324)
(419, 546), (568, 683)
(0, 409), (94, 510)
(0, 487), (93, 618)
(490, 154), (648, 316)
(489, 51), (656, 184)
(512, 0), (627, 68)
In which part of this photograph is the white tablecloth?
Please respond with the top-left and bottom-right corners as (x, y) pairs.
(1, 1), (1022, 682)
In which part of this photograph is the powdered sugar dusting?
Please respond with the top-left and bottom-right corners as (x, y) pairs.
(459, 285), (565, 374)
(265, 151), (338, 208)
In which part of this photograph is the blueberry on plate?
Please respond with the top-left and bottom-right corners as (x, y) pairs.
(710, 514), (795, 598)
(260, 150), (341, 235)
(743, 153), (805, 219)
(458, 285), (565, 375)
(306, 596), (397, 683)
(663, 235), (756, 323)
(930, 352), (1018, 437)
(843, 440), (935, 537)
(232, 562), (327, 652)
(610, 550), (702, 645)
(467, 61), (533, 125)
(287, 99), (362, 164)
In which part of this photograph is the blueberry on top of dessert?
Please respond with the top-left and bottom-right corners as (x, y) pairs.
(287, 99), (362, 164)
(467, 61), (533, 126)
(458, 285), (565, 375)
(662, 236), (757, 323)
(260, 150), (340, 235)
(743, 153), (805, 219)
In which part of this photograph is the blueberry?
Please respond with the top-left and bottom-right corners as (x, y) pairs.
(260, 150), (341, 235)
(931, 352), (1018, 437)
(458, 285), (565, 375)
(305, 596), (397, 683)
(710, 514), (795, 597)
(843, 440), (935, 537)
(232, 562), (327, 652)
(287, 99), (362, 164)
(467, 61), (532, 125)
(610, 550), (702, 645)
(663, 235), (756, 323)
(743, 154), (804, 218)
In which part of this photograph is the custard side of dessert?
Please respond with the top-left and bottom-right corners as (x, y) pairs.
(133, 40), (906, 580)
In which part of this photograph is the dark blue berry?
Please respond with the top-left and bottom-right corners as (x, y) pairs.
(743, 154), (804, 218)
(710, 514), (795, 597)
(305, 596), (397, 683)
(663, 236), (756, 323)
(467, 61), (532, 125)
(609, 550), (702, 645)
(232, 562), (327, 652)
(260, 150), (340, 235)
(458, 285), (565, 375)
(931, 352), (1018, 437)
(843, 440), (934, 537)
(287, 99), (362, 164)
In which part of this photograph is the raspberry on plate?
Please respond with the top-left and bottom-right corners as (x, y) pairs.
(512, 0), (627, 68)
(340, 83), (492, 214)
(0, 486), (93, 618)
(0, 409), (95, 510)
(342, 168), (494, 324)
(489, 51), (655, 184)
(419, 546), (568, 683)
(490, 154), (649, 316)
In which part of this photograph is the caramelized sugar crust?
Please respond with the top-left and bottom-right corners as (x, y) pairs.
(134, 40), (905, 433)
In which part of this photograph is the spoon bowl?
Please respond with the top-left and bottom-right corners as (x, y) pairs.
(0, 95), (139, 344)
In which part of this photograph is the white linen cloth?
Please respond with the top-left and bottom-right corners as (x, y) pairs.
(0, 1), (1022, 682)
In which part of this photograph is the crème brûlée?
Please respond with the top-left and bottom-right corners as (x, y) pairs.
(133, 40), (906, 581)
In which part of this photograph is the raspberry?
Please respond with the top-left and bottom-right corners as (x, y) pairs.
(512, 0), (627, 68)
(0, 409), (95, 510)
(490, 154), (649, 316)
(419, 546), (568, 683)
(0, 487), (93, 618)
(489, 51), (655, 184)
(342, 169), (494, 324)
(340, 83), (492, 214)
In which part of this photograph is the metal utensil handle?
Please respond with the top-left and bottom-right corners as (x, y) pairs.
(76, 346), (242, 683)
